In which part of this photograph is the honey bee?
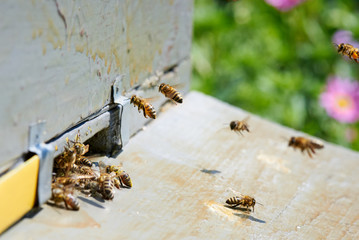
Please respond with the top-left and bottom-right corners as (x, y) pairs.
(54, 146), (77, 177)
(106, 164), (132, 188)
(50, 183), (80, 210)
(130, 95), (157, 119)
(73, 143), (89, 156)
(288, 136), (324, 158)
(97, 161), (120, 200)
(158, 83), (183, 104)
(70, 132), (89, 156)
(229, 116), (250, 135)
(226, 195), (259, 212)
(335, 43), (359, 63)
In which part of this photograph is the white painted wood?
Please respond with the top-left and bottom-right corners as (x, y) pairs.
(0, 0), (193, 167)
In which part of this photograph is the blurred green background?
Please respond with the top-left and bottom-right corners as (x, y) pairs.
(191, 0), (359, 151)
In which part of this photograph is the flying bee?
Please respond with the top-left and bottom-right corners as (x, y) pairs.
(130, 95), (157, 119)
(158, 83), (183, 104)
(106, 164), (132, 188)
(229, 116), (250, 135)
(288, 136), (324, 158)
(226, 195), (261, 212)
(50, 183), (80, 210)
(335, 43), (359, 63)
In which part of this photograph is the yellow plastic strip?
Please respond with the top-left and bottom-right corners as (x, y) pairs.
(0, 155), (39, 234)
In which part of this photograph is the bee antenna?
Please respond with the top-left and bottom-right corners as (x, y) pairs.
(332, 42), (339, 48)
(257, 202), (264, 206)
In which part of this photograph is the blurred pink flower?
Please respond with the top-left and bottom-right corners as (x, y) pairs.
(320, 76), (359, 123)
(332, 30), (359, 48)
(265, 0), (305, 11)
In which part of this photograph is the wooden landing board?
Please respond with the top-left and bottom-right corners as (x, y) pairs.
(2, 91), (359, 239)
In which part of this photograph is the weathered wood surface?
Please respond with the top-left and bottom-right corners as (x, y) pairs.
(3, 92), (359, 239)
(0, 0), (193, 167)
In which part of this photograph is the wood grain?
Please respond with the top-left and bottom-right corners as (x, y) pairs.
(3, 92), (358, 239)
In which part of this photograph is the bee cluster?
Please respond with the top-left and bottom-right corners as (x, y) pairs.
(48, 133), (132, 211)
(130, 83), (183, 119)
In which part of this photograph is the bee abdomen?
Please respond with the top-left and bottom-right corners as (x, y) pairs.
(171, 92), (183, 103)
(120, 172), (132, 188)
(226, 197), (240, 205)
(145, 104), (156, 119)
(76, 157), (92, 167)
(103, 179), (115, 200)
(65, 195), (80, 210)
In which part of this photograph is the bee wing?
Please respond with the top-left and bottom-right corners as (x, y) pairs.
(143, 96), (160, 102)
(93, 169), (100, 179)
(99, 161), (107, 174)
(63, 183), (76, 194)
(73, 174), (96, 180)
(237, 192), (246, 198)
(126, 95), (160, 102)
(161, 82), (186, 90)
(109, 172), (116, 178)
(242, 116), (250, 123)
(310, 139), (324, 149)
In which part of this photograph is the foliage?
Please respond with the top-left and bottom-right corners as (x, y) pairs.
(191, 0), (359, 150)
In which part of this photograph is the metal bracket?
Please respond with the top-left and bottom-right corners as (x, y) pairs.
(28, 121), (55, 206)
(112, 76), (130, 148)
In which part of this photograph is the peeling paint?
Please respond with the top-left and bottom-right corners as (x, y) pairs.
(75, 44), (85, 53)
(42, 44), (46, 55)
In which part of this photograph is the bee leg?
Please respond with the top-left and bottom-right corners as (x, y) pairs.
(306, 148), (313, 158)
(235, 131), (243, 136)
(63, 200), (69, 210)
(142, 106), (147, 118)
(252, 206), (255, 212)
(310, 145), (316, 154)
